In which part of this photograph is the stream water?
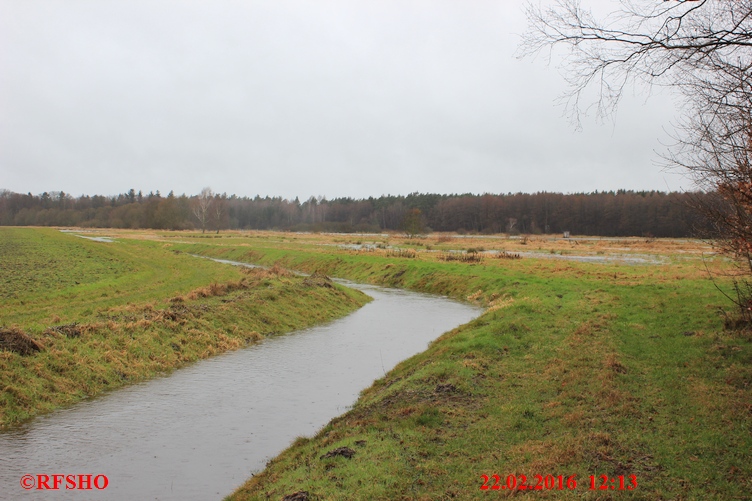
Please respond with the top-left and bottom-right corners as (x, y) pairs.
(0, 281), (481, 500)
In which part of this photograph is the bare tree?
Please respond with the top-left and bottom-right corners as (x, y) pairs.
(212, 193), (227, 234)
(519, 1), (752, 125)
(520, 0), (752, 316)
(192, 187), (213, 233)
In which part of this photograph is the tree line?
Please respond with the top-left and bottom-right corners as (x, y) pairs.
(0, 188), (714, 237)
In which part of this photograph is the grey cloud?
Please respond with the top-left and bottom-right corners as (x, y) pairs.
(0, 0), (689, 199)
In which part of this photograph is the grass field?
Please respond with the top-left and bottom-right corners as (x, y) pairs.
(148, 230), (750, 501)
(0, 228), (369, 427)
(3, 228), (751, 499)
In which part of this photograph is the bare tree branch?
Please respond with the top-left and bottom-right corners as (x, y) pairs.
(520, 0), (752, 321)
(192, 187), (213, 233)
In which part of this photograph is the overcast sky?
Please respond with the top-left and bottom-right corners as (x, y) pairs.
(0, 0), (691, 200)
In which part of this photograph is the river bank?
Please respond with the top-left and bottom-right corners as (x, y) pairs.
(169, 236), (752, 500)
(4, 228), (750, 499)
(0, 281), (479, 500)
(0, 228), (369, 428)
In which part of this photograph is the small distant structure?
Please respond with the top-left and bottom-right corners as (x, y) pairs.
(563, 231), (570, 238)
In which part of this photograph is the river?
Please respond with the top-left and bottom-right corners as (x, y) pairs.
(0, 281), (481, 500)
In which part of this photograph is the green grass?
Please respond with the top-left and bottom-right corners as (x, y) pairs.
(4, 228), (750, 498)
(0, 228), (370, 427)
(0, 228), (248, 329)
(162, 236), (752, 500)
(0, 229), (131, 300)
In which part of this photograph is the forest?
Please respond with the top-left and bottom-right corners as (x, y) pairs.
(0, 188), (714, 237)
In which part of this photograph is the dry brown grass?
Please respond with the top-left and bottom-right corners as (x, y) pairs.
(240, 264), (294, 279)
(89, 227), (716, 257)
(438, 251), (484, 263)
(0, 328), (43, 356)
(386, 248), (418, 259)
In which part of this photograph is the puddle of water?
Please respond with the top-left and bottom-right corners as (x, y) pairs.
(501, 250), (668, 265)
(59, 230), (115, 243)
(0, 282), (480, 500)
(311, 241), (666, 265)
(74, 235), (115, 243)
(189, 255), (263, 269)
(336, 243), (379, 251)
(322, 232), (389, 237)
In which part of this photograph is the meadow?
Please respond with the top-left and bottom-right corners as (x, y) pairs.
(2, 227), (750, 499)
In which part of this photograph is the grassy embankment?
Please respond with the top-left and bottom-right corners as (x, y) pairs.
(0, 228), (369, 428)
(170, 234), (752, 500)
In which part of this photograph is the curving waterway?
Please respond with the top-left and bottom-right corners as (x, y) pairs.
(0, 281), (481, 500)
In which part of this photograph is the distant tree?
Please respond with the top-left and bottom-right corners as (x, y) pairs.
(401, 208), (426, 238)
(0, 188), (714, 237)
(152, 191), (181, 230)
(192, 187), (213, 233)
(212, 193), (228, 233)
